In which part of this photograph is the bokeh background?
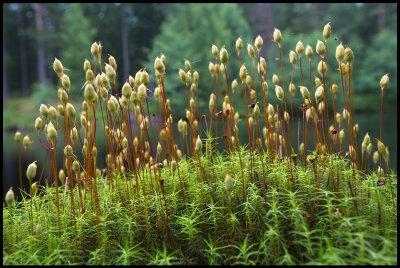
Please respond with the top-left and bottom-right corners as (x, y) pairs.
(3, 3), (397, 198)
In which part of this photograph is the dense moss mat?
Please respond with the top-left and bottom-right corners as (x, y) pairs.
(3, 149), (397, 265)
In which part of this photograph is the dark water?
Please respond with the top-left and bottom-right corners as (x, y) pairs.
(3, 112), (397, 200)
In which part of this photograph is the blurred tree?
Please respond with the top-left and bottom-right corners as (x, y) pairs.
(17, 6), (29, 94)
(83, 3), (165, 85)
(33, 4), (47, 85)
(2, 3), (397, 114)
(59, 4), (96, 90)
(240, 3), (275, 57)
(42, 4), (69, 69)
(121, 4), (131, 78)
(146, 3), (252, 116)
(3, 3), (32, 97)
(248, 3), (397, 112)
(3, 27), (8, 100)
(357, 29), (397, 110)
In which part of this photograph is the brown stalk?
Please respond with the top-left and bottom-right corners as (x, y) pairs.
(321, 71), (332, 153)
(299, 56), (305, 86)
(17, 145), (23, 192)
(50, 139), (61, 233)
(379, 88), (384, 141)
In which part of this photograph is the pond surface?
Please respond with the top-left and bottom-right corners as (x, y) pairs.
(3, 112), (397, 200)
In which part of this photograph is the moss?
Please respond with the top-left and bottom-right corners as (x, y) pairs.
(4, 24), (397, 265)
(3, 150), (397, 265)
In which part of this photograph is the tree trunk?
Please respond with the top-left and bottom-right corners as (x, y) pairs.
(3, 30), (9, 100)
(240, 3), (274, 57)
(18, 8), (29, 94)
(377, 4), (386, 33)
(34, 3), (47, 85)
(263, 3), (274, 55)
(121, 4), (130, 79)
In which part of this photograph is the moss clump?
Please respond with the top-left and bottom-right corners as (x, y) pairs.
(5, 22), (397, 265)
(3, 148), (397, 265)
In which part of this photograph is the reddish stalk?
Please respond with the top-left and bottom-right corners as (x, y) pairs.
(50, 140), (61, 233)
(17, 146), (23, 191)
(379, 89), (384, 141)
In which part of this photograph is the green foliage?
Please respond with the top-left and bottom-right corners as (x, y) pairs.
(30, 81), (58, 104)
(357, 30), (397, 110)
(2, 82), (59, 129)
(3, 4), (397, 114)
(3, 150), (397, 264)
(59, 4), (96, 87)
(146, 4), (252, 115)
(82, 3), (165, 77)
